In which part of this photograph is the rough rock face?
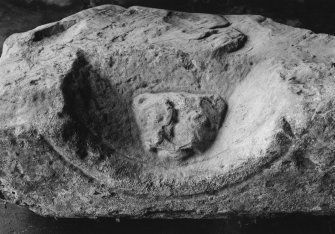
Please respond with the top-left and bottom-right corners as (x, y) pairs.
(1, 4), (335, 218)
(133, 92), (227, 159)
(0, 1), (81, 55)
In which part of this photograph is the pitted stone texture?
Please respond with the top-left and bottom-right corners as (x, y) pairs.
(133, 92), (226, 159)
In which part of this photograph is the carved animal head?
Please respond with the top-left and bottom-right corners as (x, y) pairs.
(133, 92), (227, 159)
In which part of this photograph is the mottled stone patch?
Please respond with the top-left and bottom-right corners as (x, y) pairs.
(133, 92), (227, 159)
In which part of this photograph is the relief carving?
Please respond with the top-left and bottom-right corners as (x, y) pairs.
(133, 92), (227, 159)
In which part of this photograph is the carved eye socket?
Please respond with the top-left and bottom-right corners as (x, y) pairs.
(156, 115), (164, 123)
(138, 97), (146, 104)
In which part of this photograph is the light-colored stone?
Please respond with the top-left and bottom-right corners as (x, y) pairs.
(133, 92), (226, 159)
(1, 4), (335, 218)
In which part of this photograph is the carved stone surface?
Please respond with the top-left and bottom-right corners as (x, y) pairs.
(1, 4), (335, 218)
(133, 92), (227, 159)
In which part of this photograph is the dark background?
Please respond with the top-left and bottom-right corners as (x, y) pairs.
(4, 201), (335, 234)
(6, 0), (335, 33)
(2, 0), (335, 233)
(3, 201), (335, 234)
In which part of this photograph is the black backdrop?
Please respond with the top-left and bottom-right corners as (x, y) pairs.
(7, 0), (335, 34)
